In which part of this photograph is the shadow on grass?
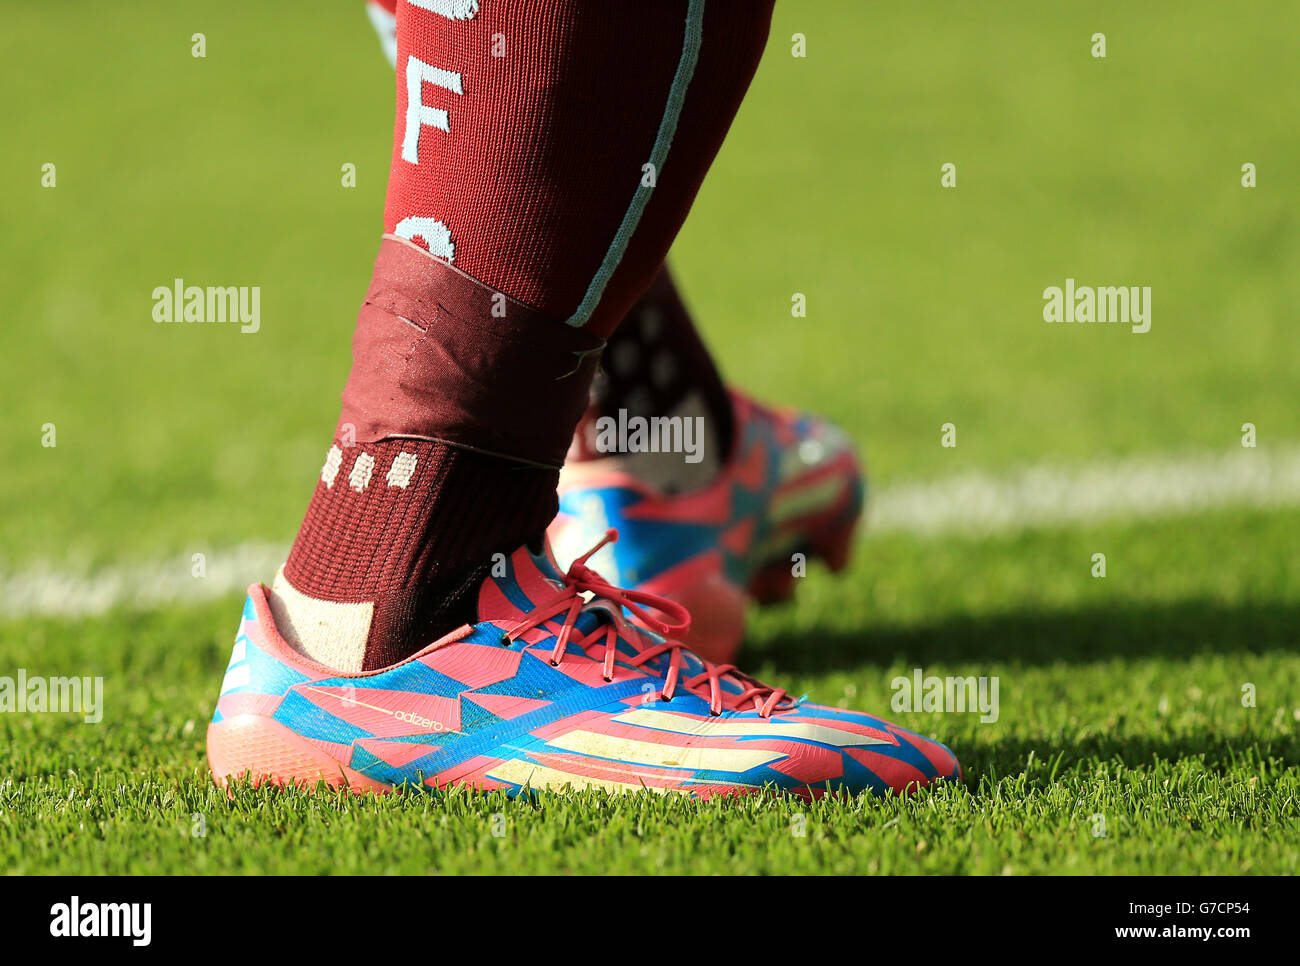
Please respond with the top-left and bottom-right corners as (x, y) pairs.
(748, 597), (1300, 672)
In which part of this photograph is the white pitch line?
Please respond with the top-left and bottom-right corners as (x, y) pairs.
(2, 445), (1299, 620)
(868, 444), (1300, 537)
(0, 542), (287, 621)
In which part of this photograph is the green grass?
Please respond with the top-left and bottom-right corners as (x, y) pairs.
(3, 508), (1297, 874)
(2, 0), (1298, 874)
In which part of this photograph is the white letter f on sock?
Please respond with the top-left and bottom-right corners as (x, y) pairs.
(401, 56), (463, 164)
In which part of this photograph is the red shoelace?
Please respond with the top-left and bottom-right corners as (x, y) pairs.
(502, 530), (792, 718)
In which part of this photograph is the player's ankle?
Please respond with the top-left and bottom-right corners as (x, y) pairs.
(276, 436), (557, 671)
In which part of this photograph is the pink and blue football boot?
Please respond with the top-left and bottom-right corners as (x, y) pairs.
(550, 391), (864, 665)
(207, 532), (959, 798)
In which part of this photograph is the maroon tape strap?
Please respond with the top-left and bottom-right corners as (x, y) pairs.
(339, 236), (604, 468)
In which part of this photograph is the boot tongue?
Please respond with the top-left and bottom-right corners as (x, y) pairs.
(475, 541), (570, 624)
(475, 540), (652, 655)
(473, 539), (606, 643)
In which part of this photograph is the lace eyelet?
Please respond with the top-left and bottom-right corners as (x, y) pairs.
(549, 659), (560, 667)
(602, 676), (613, 683)
(659, 692), (672, 702)
(499, 633), (511, 647)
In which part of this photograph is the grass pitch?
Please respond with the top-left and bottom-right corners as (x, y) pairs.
(1, 0), (1297, 874)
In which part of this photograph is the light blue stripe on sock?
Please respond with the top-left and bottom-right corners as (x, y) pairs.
(565, 0), (707, 328)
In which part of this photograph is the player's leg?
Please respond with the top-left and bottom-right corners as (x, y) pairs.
(205, 1), (958, 798)
(550, 149), (865, 667)
(569, 265), (732, 489)
(367, 1), (736, 494)
(366, 2), (865, 668)
(275, 0), (772, 673)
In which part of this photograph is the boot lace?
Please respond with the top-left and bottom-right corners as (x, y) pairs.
(502, 530), (792, 718)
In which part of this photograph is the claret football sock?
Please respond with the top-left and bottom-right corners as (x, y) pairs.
(276, 438), (555, 672)
(275, 0), (775, 671)
(274, 239), (600, 672)
(381, 0), (775, 340)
